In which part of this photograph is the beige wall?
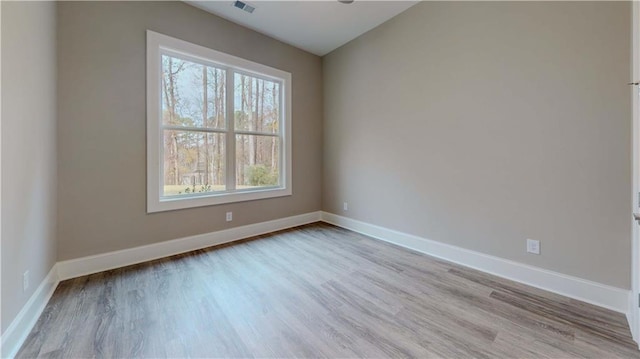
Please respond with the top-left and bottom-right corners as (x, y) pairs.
(1, 1), (58, 332)
(57, 1), (323, 260)
(323, 1), (631, 289)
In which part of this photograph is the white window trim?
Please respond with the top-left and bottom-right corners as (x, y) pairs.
(146, 30), (292, 213)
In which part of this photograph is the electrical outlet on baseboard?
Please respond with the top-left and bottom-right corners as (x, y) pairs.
(226, 212), (233, 222)
(526, 239), (540, 255)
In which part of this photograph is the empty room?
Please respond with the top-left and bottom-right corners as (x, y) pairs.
(2, 0), (640, 357)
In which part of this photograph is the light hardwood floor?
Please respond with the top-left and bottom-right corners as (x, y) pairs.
(16, 223), (640, 358)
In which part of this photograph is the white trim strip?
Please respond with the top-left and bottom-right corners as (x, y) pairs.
(1, 266), (59, 359)
(629, 291), (636, 345)
(629, 0), (640, 346)
(321, 211), (631, 314)
(57, 211), (321, 280)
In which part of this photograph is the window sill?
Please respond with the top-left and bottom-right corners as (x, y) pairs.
(147, 187), (292, 213)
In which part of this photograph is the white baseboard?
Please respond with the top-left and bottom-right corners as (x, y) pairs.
(3, 211), (322, 357)
(57, 211), (322, 280)
(1, 265), (59, 359)
(628, 291), (639, 346)
(321, 211), (631, 314)
(2, 210), (633, 357)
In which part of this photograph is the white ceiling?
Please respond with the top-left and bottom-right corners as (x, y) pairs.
(186, 1), (418, 56)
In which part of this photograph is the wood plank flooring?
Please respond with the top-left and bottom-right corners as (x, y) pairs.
(16, 223), (640, 358)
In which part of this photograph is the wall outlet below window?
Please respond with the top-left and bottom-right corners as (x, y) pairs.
(226, 212), (233, 222)
(526, 239), (540, 255)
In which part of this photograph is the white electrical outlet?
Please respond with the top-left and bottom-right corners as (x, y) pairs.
(23, 270), (30, 292)
(226, 212), (233, 222)
(526, 239), (540, 255)
(343, 202), (348, 211)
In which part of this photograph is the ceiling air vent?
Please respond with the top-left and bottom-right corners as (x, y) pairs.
(233, 0), (255, 14)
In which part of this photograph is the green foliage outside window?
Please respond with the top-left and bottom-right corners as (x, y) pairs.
(246, 165), (278, 186)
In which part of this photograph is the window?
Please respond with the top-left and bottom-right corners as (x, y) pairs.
(147, 31), (292, 213)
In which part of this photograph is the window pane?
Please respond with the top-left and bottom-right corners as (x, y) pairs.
(234, 73), (279, 134)
(236, 135), (280, 189)
(161, 54), (226, 129)
(163, 130), (226, 196)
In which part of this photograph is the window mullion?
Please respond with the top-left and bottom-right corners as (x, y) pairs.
(226, 69), (236, 190)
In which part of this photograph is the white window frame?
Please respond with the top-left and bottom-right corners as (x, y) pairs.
(146, 30), (292, 213)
